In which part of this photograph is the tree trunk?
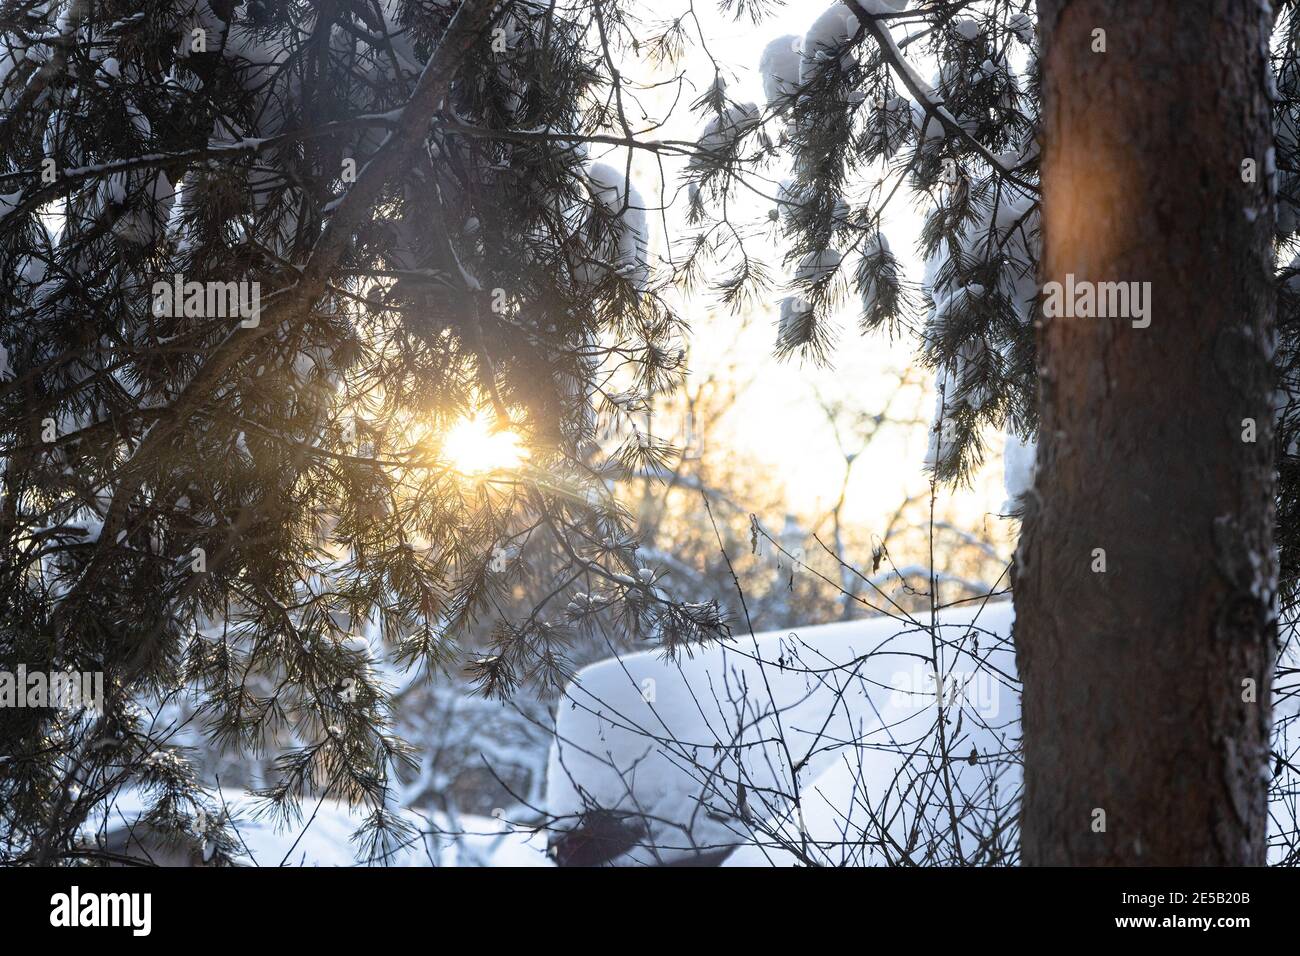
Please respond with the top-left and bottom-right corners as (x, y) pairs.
(1015, 0), (1276, 864)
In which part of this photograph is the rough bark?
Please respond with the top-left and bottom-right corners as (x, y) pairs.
(1015, 1), (1276, 864)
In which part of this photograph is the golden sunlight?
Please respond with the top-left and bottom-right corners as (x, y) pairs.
(442, 415), (528, 474)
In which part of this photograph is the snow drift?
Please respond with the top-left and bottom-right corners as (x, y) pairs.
(547, 600), (1020, 865)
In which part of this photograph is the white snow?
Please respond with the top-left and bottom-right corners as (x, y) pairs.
(777, 295), (813, 347)
(801, 4), (860, 84)
(952, 18), (981, 43)
(1001, 429), (1037, 511)
(759, 35), (802, 105)
(795, 247), (843, 286)
(89, 788), (552, 867)
(859, 0), (911, 13)
(923, 366), (957, 473)
(1008, 12), (1035, 46)
(858, 231), (891, 318)
(547, 601), (1019, 865)
(585, 162), (650, 290)
(549, 596), (1299, 865)
(696, 101), (761, 158)
(0, 190), (21, 222)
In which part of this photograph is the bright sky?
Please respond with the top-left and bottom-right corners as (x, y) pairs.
(606, 1), (1010, 537)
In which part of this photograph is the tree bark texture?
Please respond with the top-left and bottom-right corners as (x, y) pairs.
(1016, 0), (1276, 865)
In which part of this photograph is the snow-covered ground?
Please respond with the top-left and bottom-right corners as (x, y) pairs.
(547, 599), (1020, 865)
(90, 597), (1300, 866)
(547, 600), (1300, 866)
(89, 789), (552, 867)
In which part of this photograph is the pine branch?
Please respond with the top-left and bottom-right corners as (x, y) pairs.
(46, 0), (501, 641)
(845, 0), (1039, 196)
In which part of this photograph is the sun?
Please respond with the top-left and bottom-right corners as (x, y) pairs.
(442, 415), (528, 474)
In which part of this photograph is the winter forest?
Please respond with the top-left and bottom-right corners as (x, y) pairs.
(0, 0), (1298, 883)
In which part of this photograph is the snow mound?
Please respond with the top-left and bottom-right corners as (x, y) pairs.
(584, 162), (650, 289)
(1002, 429), (1037, 511)
(547, 601), (1019, 865)
(800, 4), (859, 83)
(758, 35), (802, 105)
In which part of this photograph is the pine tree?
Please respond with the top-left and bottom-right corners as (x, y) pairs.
(0, 0), (726, 864)
(5, 0), (1300, 869)
(686, 0), (1298, 863)
(1016, 0), (1275, 865)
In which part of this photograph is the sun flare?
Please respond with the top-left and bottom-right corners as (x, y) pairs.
(442, 416), (528, 474)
